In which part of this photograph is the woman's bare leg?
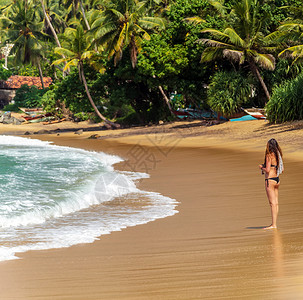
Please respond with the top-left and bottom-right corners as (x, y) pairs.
(274, 186), (279, 220)
(264, 183), (279, 229)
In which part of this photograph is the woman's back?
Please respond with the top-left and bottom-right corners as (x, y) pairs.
(266, 153), (278, 178)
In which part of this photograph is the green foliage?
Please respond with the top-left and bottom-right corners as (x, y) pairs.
(266, 72), (303, 123)
(73, 112), (98, 122)
(52, 67), (108, 119)
(207, 71), (252, 116)
(92, 0), (165, 68)
(40, 88), (59, 115)
(13, 85), (48, 108)
(2, 0), (46, 66)
(0, 66), (12, 80)
(138, 34), (189, 78)
(116, 106), (141, 125)
(2, 0), (303, 124)
(2, 103), (20, 112)
(265, 58), (303, 87)
(171, 94), (185, 110)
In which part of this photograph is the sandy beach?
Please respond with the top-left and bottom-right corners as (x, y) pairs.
(1, 119), (303, 299)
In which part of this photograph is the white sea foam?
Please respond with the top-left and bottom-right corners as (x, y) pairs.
(0, 135), (178, 261)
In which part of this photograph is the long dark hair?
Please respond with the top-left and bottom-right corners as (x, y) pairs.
(264, 138), (283, 166)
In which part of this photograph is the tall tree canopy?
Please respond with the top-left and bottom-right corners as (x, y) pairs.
(199, 0), (275, 101)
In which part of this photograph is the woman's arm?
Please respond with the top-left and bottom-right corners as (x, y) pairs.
(259, 155), (271, 173)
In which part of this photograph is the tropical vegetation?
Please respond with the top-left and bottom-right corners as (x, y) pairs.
(0, 0), (303, 124)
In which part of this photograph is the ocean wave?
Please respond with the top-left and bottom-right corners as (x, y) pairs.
(0, 135), (178, 261)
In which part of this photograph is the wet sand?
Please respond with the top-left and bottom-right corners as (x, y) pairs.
(0, 120), (303, 299)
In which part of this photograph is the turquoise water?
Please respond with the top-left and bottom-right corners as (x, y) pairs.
(0, 136), (178, 261)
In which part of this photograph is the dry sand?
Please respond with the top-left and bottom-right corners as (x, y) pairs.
(0, 119), (303, 299)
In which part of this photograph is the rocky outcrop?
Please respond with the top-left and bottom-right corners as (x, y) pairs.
(0, 112), (24, 125)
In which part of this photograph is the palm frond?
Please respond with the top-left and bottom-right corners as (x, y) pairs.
(114, 23), (126, 52)
(222, 49), (243, 63)
(113, 49), (123, 65)
(139, 17), (165, 30)
(54, 47), (75, 57)
(201, 47), (224, 63)
(263, 30), (286, 44)
(135, 24), (150, 40)
(93, 22), (117, 40)
(279, 45), (303, 59)
(224, 28), (245, 47)
(52, 58), (67, 66)
(254, 53), (275, 70)
(278, 22), (303, 32)
(81, 50), (96, 60)
(198, 38), (234, 49)
(200, 28), (230, 40)
(90, 60), (106, 73)
(108, 8), (124, 19)
(183, 16), (205, 24)
(209, 0), (226, 17)
(64, 58), (79, 71)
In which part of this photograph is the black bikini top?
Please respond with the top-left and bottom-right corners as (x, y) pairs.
(271, 164), (278, 169)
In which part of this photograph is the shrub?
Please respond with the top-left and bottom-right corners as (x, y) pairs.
(0, 65), (12, 80)
(40, 88), (58, 115)
(13, 85), (48, 108)
(266, 72), (303, 123)
(207, 71), (252, 117)
(2, 103), (20, 112)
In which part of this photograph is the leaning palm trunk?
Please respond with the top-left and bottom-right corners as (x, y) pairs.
(40, 0), (61, 48)
(37, 61), (45, 89)
(79, 63), (119, 128)
(130, 37), (138, 68)
(79, 0), (90, 30)
(249, 60), (271, 101)
(40, 0), (68, 75)
(158, 86), (174, 115)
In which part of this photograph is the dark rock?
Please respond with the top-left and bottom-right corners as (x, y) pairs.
(74, 129), (84, 135)
(24, 131), (33, 135)
(36, 129), (50, 134)
(88, 134), (101, 139)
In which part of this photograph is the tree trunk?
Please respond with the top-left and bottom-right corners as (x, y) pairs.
(79, 0), (99, 53)
(158, 86), (174, 115)
(37, 61), (45, 89)
(40, 0), (68, 76)
(249, 60), (270, 101)
(79, 63), (120, 128)
(40, 0), (61, 48)
(79, 0), (90, 30)
(130, 36), (138, 68)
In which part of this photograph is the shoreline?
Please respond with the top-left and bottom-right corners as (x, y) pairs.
(1, 120), (303, 298)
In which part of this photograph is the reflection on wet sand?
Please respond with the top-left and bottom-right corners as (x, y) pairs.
(273, 230), (284, 279)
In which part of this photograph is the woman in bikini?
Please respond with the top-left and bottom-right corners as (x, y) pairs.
(259, 139), (284, 229)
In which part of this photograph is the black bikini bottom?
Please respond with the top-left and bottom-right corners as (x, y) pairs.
(265, 177), (280, 187)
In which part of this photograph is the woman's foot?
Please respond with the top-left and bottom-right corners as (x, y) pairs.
(263, 225), (277, 230)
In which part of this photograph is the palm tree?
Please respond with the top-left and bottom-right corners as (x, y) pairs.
(92, 0), (165, 68)
(53, 23), (119, 128)
(39, 0), (66, 48)
(0, 0), (48, 88)
(61, 0), (91, 30)
(92, 0), (174, 114)
(199, 0), (275, 101)
(273, 22), (303, 63)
